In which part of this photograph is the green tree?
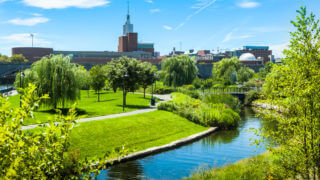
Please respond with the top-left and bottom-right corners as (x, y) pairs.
(89, 65), (107, 102)
(259, 61), (274, 80)
(140, 62), (157, 98)
(192, 78), (203, 89)
(212, 57), (241, 85)
(76, 66), (91, 97)
(14, 55), (81, 109)
(237, 66), (255, 84)
(0, 54), (9, 63)
(203, 79), (214, 91)
(160, 55), (198, 88)
(0, 84), (124, 179)
(8, 54), (28, 63)
(106, 57), (144, 105)
(257, 7), (320, 179)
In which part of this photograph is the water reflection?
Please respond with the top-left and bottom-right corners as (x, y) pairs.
(97, 107), (266, 180)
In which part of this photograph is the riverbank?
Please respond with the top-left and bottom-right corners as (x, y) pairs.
(69, 110), (210, 160)
(187, 152), (277, 180)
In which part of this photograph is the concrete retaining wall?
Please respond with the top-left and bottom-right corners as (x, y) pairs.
(94, 127), (218, 168)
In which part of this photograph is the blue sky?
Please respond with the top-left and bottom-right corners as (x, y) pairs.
(0, 0), (319, 57)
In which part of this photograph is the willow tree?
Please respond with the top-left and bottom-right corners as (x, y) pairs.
(15, 55), (81, 109)
(212, 57), (241, 85)
(160, 55), (198, 88)
(257, 7), (320, 179)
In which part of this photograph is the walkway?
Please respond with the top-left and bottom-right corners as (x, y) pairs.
(21, 94), (172, 130)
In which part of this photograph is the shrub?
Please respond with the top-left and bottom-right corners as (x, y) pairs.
(202, 94), (241, 113)
(158, 93), (240, 129)
(245, 90), (261, 105)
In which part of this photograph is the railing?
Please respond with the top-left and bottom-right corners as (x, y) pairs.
(205, 87), (254, 93)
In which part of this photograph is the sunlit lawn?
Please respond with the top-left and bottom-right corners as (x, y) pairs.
(8, 90), (151, 125)
(69, 110), (209, 160)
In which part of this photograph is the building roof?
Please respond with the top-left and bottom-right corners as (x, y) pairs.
(138, 43), (154, 49)
(239, 53), (258, 61)
(243, 46), (269, 50)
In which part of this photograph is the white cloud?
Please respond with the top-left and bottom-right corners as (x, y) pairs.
(31, 13), (42, 16)
(1, 33), (52, 46)
(191, 0), (210, 9)
(222, 31), (253, 43)
(8, 17), (49, 26)
(22, 0), (110, 9)
(150, 9), (160, 13)
(145, 0), (153, 3)
(270, 42), (289, 58)
(237, 0), (260, 8)
(163, 25), (173, 31)
(175, 0), (217, 30)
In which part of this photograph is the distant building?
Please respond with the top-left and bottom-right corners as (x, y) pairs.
(239, 53), (262, 65)
(225, 46), (272, 64)
(197, 50), (211, 56)
(118, 5), (155, 56)
(169, 47), (184, 56)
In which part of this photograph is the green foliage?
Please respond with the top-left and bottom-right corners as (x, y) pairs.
(202, 94), (241, 113)
(89, 65), (107, 102)
(0, 84), (109, 179)
(139, 62), (157, 98)
(8, 54), (28, 63)
(161, 55), (198, 87)
(212, 57), (241, 85)
(192, 78), (203, 89)
(259, 61), (274, 80)
(203, 78), (214, 89)
(158, 93), (240, 129)
(212, 57), (255, 85)
(237, 66), (255, 84)
(257, 7), (320, 179)
(188, 152), (285, 180)
(245, 90), (261, 105)
(15, 55), (81, 109)
(0, 54), (9, 63)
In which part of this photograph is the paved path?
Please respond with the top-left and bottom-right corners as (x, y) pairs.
(21, 94), (172, 130)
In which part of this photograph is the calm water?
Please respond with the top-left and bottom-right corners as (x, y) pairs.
(97, 107), (265, 180)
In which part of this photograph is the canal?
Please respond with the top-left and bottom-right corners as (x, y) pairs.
(97, 107), (265, 179)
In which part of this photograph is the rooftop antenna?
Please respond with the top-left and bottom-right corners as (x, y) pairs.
(30, 34), (34, 47)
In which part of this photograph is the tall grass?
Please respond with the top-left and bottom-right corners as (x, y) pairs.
(158, 93), (240, 129)
(202, 94), (241, 113)
(187, 152), (284, 180)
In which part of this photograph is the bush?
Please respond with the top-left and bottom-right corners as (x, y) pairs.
(158, 93), (240, 129)
(202, 94), (241, 113)
(178, 88), (202, 99)
(245, 90), (261, 105)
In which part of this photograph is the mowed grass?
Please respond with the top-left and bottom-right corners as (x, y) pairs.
(8, 90), (151, 125)
(69, 110), (209, 160)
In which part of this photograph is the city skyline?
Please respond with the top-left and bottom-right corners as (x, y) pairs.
(0, 0), (319, 57)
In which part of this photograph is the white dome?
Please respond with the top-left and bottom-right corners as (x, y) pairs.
(239, 53), (257, 61)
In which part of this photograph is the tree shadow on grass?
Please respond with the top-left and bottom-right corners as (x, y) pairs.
(97, 99), (117, 102)
(37, 108), (88, 116)
(116, 105), (150, 109)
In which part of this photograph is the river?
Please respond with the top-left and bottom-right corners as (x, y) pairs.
(97, 107), (265, 179)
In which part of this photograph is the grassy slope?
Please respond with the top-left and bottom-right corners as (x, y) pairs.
(187, 152), (280, 180)
(8, 90), (151, 125)
(69, 110), (209, 160)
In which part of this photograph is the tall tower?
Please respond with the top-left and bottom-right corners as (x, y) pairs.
(123, 1), (133, 35)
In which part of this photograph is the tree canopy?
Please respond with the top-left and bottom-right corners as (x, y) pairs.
(212, 57), (254, 85)
(89, 65), (107, 102)
(258, 6), (320, 179)
(160, 55), (198, 88)
(14, 55), (81, 108)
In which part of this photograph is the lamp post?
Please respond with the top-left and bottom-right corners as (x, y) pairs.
(123, 71), (129, 112)
(19, 70), (25, 108)
(30, 34), (34, 47)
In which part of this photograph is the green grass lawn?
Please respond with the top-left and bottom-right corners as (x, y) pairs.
(8, 90), (151, 125)
(69, 110), (209, 160)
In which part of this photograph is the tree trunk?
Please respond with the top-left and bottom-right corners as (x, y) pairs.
(87, 89), (90, 98)
(98, 90), (100, 102)
(144, 88), (146, 98)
